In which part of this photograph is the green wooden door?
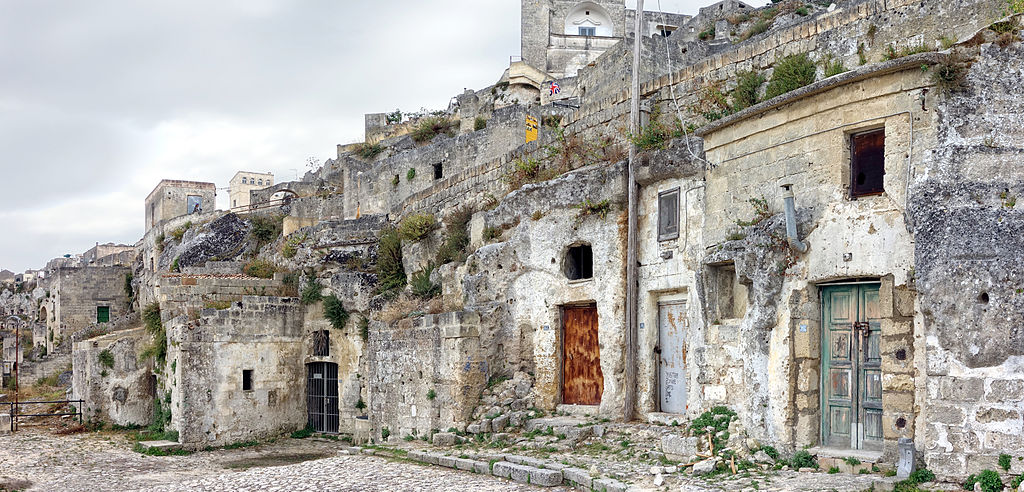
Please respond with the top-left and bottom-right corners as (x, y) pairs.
(97, 306), (110, 323)
(821, 284), (882, 451)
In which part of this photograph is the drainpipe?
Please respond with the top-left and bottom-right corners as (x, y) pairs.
(780, 184), (809, 253)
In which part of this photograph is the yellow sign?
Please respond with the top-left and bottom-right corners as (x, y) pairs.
(525, 115), (539, 143)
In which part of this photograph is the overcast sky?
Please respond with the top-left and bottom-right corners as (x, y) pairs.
(0, 0), (765, 273)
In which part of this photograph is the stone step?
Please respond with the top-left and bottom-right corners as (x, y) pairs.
(137, 440), (182, 452)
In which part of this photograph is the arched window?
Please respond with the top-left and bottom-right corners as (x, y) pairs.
(564, 2), (614, 37)
(258, 179), (263, 186)
(242, 177), (247, 184)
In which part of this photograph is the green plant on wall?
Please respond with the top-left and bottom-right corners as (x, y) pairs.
(323, 295), (349, 330)
(406, 168), (416, 181)
(98, 349), (115, 369)
(764, 53), (817, 100)
(375, 227), (406, 296)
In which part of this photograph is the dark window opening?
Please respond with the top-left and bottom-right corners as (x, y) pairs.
(433, 162), (443, 180)
(564, 244), (593, 280)
(851, 129), (885, 197)
(242, 369), (253, 391)
(658, 188), (680, 241)
(313, 330), (330, 357)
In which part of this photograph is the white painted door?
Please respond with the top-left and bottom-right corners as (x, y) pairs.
(658, 301), (688, 414)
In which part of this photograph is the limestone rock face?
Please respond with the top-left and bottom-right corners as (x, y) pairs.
(175, 213), (252, 269)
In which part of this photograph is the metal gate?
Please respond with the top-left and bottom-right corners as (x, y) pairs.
(306, 362), (339, 433)
(658, 300), (688, 414)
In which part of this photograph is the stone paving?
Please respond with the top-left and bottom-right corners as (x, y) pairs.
(0, 428), (563, 492)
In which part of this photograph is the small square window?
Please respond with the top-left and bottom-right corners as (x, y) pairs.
(565, 244), (593, 280)
(242, 369), (253, 391)
(658, 188), (680, 241)
(850, 129), (885, 197)
(579, 27), (596, 36)
(313, 330), (330, 357)
(433, 162), (443, 180)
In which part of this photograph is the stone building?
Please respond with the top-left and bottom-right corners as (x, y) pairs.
(229, 171), (274, 210)
(44, 266), (131, 353)
(144, 179), (216, 230)
(64, 0), (1024, 481)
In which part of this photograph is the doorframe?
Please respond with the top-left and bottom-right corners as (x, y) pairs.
(818, 280), (881, 450)
(559, 301), (599, 406)
(655, 295), (687, 414)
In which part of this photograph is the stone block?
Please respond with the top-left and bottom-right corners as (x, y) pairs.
(529, 468), (563, 487)
(989, 379), (1024, 401)
(491, 461), (514, 478)
(432, 432), (457, 446)
(661, 434), (698, 459)
(509, 464), (531, 484)
(938, 378), (984, 401)
(592, 478), (629, 492)
(473, 461), (491, 475)
(492, 414), (509, 432)
(454, 458), (477, 471)
(975, 407), (1020, 423)
(0, 414), (9, 434)
(562, 467), (592, 489)
(437, 455), (457, 468)
(467, 424), (483, 434)
(927, 404), (966, 425)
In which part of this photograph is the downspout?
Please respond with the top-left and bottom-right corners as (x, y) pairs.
(780, 184), (809, 253)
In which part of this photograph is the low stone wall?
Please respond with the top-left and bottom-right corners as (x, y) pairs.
(71, 328), (154, 426)
(159, 274), (283, 317)
(366, 312), (487, 442)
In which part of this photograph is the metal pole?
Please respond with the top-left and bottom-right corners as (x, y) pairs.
(13, 317), (19, 432)
(624, 0), (644, 422)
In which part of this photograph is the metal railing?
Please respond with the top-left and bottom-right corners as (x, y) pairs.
(3, 399), (84, 432)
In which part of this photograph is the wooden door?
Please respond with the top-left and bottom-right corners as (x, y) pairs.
(562, 305), (603, 405)
(658, 301), (688, 414)
(821, 284), (882, 450)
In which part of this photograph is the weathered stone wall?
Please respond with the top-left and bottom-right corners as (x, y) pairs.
(366, 312), (486, 441)
(167, 296), (305, 447)
(72, 327), (154, 426)
(341, 105), (535, 220)
(911, 40), (1024, 479)
(50, 266), (131, 352)
(159, 274), (283, 318)
(144, 180), (217, 231)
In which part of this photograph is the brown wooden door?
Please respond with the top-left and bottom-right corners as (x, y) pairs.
(562, 305), (603, 405)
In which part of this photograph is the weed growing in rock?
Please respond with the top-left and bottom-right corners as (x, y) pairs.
(281, 234), (306, 259)
(434, 207), (471, 265)
(249, 215), (284, 249)
(822, 54), (848, 77)
(964, 470), (1003, 492)
(410, 263), (441, 299)
(300, 279), (322, 305)
(290, 425), (314, 439)
(98, 349), (114, 369)
(574, 198), (612, 221)
(932, 53), (969, 94)
(788, 450), (817, 469)
(397, 213), (438, 242)
(355, 142), (384, 159)
(375, 228), (406, 297)
(323, 295), (349, 330)
(698, 24), (715, 40)
(355, 397), (366, 411)
(242, 258), (278, 279)
(732, 70), (765, 112)
(406, 168), (416, 181)
(381, 427), (391, 440)
(735, 196), (771, 226)
(411, 117), (456, 143)
(358, 316), (369, 341)
(999, 453), (1012, 471)
(170, 222), (192, 241)
(140, 303), (166, 368)
(764, 53), (816, 100)
(427, 389), (436, 400)
(690, 406), (736, 452)
(474, 116), (487, 131)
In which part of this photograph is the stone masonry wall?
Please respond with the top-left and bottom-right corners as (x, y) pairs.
(167, 296), (305, 448)
(366, 312), (486, 442)
(72, 327), (154, 426)
(911, 40), (1024, 479)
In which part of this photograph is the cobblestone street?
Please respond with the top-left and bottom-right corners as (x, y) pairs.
(0, 428), (564, 492)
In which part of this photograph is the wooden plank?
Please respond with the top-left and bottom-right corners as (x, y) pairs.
(563, 306), (603, 405)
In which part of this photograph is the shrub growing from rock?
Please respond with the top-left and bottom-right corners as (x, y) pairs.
(764, 53), (817, 100)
